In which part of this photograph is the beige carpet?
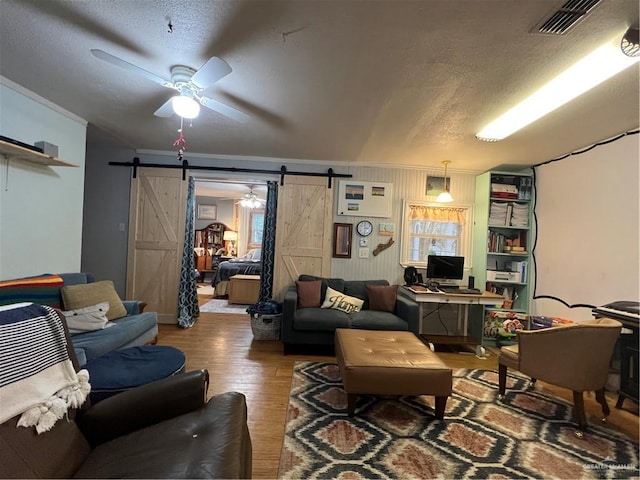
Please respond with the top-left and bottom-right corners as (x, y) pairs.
(199, 298), (249, 315)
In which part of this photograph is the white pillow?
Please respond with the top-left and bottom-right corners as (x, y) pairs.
(61, 302), (111, 334)
(244, 248), (261, 260)
(320, 286), (364, 314)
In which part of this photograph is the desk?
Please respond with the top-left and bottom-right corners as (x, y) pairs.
(399, 286), (503, 353)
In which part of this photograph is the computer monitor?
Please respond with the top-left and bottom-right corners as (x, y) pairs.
(426, 255), (464, 283)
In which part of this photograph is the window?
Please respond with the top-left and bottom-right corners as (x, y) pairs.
(400, 201), (473, 268)
(248, 210), (264, 248)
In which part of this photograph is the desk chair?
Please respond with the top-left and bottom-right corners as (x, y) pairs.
(498, 317), (622, 434)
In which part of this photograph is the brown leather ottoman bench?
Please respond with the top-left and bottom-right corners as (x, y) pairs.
(335, 328), (452, 419)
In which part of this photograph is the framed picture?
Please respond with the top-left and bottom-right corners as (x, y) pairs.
(379, 223), (395, 236)
(197, 204), (217, 220)
(426, 176), (446, 196)
(332, 223), (353, 258)
(337, 181), (393, 217)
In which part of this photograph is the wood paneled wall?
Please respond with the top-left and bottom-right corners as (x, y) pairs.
(330, 166), (477, 284)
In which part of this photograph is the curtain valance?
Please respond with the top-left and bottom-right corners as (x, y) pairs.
(409, 205), (465, 223)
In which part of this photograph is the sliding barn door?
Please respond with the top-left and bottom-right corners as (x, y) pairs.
(127, 167), (187, 324)
(273, 176), (333, 300)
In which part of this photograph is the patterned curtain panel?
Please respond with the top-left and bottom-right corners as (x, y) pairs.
(177, 176), (200, 328)
(258, 181), (278, 302)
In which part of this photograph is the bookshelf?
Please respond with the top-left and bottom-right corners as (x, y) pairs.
(194, 222), (231, 281)
(469, 170), (534, 348)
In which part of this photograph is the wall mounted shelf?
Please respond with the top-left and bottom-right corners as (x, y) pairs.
(0, 139), (77, 167)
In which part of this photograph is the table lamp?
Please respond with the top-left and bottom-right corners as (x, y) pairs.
(223, 230), (238, 256)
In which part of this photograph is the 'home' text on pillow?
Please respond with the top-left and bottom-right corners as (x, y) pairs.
(321, 286), (364, 313)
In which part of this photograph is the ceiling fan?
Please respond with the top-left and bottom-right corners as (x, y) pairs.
(237, 187), (265, 209)
(90, 49), (249, 122)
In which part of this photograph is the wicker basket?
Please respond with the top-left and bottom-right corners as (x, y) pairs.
(250, 313), (282, 341)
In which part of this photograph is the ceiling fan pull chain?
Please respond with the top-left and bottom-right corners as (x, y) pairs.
(173, 117), (188, 157)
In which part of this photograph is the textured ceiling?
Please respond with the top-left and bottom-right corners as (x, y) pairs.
(0, 0), (638, 173)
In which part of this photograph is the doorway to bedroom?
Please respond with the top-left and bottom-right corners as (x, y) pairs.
(193, 177), (267, 306)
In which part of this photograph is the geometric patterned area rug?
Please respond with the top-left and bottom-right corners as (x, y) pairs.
(278, 362), (639, 479)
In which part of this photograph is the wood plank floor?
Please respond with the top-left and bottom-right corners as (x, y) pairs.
(158, 302), (639, 479)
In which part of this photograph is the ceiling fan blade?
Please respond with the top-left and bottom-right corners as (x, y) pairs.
(201, 96), (250, 123)
(153, 98), (175, 117)
(91, 49), (173, 88)
(191, 57), (232, 89)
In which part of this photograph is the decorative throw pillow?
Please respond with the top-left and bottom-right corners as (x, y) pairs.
(61, 280), (127, 321)
(320, 286), (364, 314)
(296, 280), (322, 308)
(61, 302), (111, 334)
(367, 284), (398, 313)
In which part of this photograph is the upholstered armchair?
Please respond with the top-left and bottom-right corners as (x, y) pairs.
(0, 304), (252, 479)
(498, 317), (622, 433)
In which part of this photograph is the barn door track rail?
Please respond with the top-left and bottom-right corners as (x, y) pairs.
(109, 157), (352, 188)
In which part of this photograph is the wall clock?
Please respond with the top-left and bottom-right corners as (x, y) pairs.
(356, 220), (373, 237)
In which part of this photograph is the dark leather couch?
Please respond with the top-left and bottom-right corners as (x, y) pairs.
(282, 275), (420, 353)
(0, 314), (252, 479)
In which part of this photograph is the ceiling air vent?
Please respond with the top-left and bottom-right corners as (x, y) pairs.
(535, 0), (602, 35)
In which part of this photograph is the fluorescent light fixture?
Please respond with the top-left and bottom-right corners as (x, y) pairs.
(436, 160), (454, 203)
(476, 38), (640, 142)
(172, 95), (200, 119)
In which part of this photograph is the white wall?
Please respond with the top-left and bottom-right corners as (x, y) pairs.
(531, 132), (639, 321)
(0, 80), (86, 280)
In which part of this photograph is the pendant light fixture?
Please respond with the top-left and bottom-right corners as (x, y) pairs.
(436, 160), (454, 203)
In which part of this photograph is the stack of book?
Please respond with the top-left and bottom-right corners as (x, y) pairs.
(490, 183), (519, 199)
(489, 201), (509, 225)
(510, 203), (528, 227)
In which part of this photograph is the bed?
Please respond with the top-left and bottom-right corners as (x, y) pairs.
(211, 249), (262, 295)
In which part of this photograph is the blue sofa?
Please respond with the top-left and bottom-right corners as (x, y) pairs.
(0, 272), (158, 366)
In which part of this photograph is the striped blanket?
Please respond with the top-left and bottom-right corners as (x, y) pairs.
(0, 303), (90, 433)
(0, 274), (64, 308)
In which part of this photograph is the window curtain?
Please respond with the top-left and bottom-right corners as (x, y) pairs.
(237, 205), (249, 258)
(177, 176), (200, 328)
(258, 181), (278, 302)
(409, 205), (465, 223)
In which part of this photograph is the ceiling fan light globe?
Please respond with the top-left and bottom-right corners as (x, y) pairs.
(172, 95), (200, 119)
